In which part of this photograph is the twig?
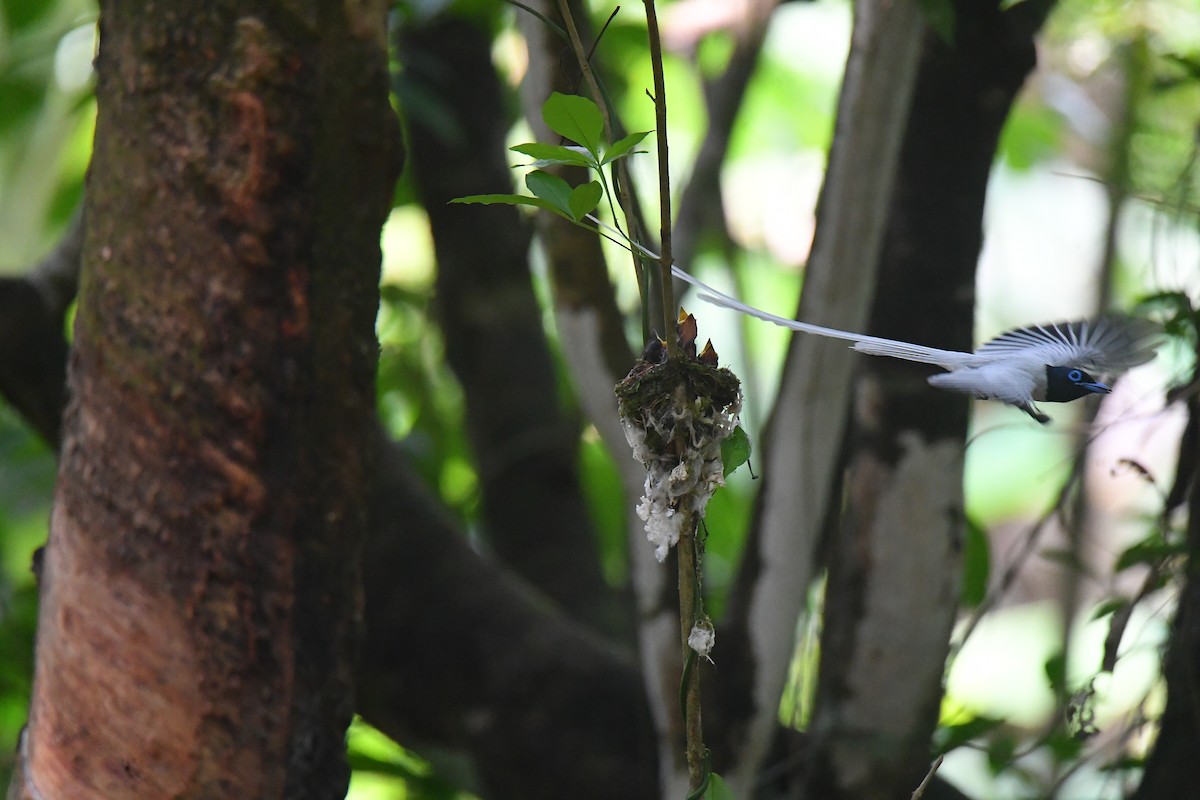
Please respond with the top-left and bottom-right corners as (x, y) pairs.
(641, 0), (707, 787)
(949, 463), (1085, 664)
(676, 504), (706, 789)
(910, 754), (943, 800)
(642, 0), (675, 351)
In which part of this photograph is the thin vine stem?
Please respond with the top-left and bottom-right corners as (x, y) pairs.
(642, 0), (675, 352)
(641, 0), (708, 788)
(675, 503), (706, 790)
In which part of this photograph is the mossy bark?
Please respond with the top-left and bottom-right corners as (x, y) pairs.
(10, 2), (400, 798)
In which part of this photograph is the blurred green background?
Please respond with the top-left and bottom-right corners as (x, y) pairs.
(2, 0), (1198, 797)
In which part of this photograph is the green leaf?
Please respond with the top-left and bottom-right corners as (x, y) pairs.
(1164, 53), (1200, 82)
(601, 130), (652, 165)
(721, 426), (751, 478)
(542, 92), (604, 158)
(1134, 291), (1197, 345)
(525, 170), (574, 215)
(704, 773), (735, 800)
(997, 103), (1063, 171)
(985, 733), (1018, 775)
(1115, 533), (1185, 571)
(961, 517), (990, 608)
(1135, 290), (1194, 318)
(450, 193), (571, 220)
(1046, 727), (1086, 763)
(567, 181), (602, 221)
(510, 142), (596, 169)
(1091, 598), (1127, 621)
(1043, 651), (1067, 694)
(1099, 755), (1146, 773)
(452, 172), (596, 224)
(933, 715), (1005, 756)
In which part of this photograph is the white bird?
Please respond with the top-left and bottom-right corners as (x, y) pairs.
(672, 266), (1161, 423)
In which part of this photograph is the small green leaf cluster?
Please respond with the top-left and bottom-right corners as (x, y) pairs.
(452, 92), (650, 224)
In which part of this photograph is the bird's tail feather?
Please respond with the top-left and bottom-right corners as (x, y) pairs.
(671, 266), (970, 369)
(848, 339), (968, 366)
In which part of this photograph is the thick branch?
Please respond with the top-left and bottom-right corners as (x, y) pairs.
(357, 431), (658, 798)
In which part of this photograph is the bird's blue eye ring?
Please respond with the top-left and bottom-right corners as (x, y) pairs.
(1068, 369), (1082, 382)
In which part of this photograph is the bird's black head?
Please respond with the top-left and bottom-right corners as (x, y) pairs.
(1046, 366), (1109, 402)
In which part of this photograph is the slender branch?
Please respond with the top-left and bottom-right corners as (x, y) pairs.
(642, 1), (705, 786)
(911, 755), (944, 800)
(676, 507), (706, 789)
(643, 0), (675, 350)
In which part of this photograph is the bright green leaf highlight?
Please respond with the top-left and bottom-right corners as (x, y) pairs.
(542, 92), (604, 158)
(721, 426), (751, 478)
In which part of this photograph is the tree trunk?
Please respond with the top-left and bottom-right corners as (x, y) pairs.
(8, 2), (400, 798)
(1132, 384), (1200, 799)
(809, 3), (1054, 798)
(716, 1), (927, 790)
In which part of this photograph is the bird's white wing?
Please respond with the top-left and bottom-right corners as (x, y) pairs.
(974, 317), (1161, 373)
(671, 266), (975, 369)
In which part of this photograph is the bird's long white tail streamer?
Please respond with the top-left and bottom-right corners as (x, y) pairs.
(670, 266), (970, 369)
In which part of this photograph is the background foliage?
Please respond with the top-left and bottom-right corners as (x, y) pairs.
(2, 0), (1199, 797)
